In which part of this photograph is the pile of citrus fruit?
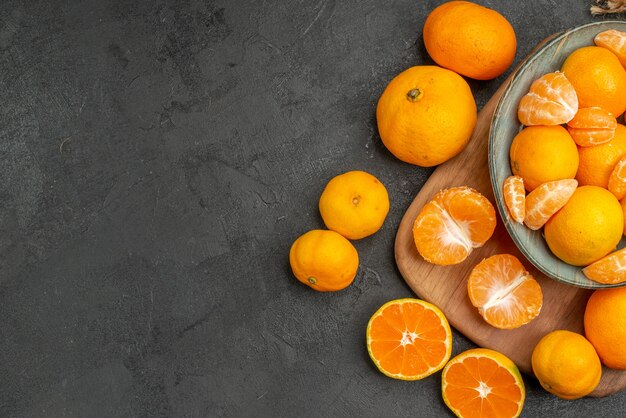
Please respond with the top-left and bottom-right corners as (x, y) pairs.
(288, 1), (626, 415)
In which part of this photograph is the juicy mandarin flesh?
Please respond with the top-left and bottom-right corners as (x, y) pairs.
(413, 187), (496, 265)
(584, 287), (626, 369)
(289, 229), (359, 292)
(583, 247), (626, 285)
(467, 254), (543, 329)
(376, 66), (476, 167)
(517, 71), (578, 126)
(577, 124), (626, 189)
(423, 1), (516, 80)
(594, 29), (626, 68)
(523, 179), (577, 231)
(561, 46), (626, 117)
(366, 299), (452, 380)
(531, 330), (601, 400)
(544, 186), (623, 266)
(502, 175), (525, 223)
(442, 348), (525, 418)
(567, 107), (617, 147)
(509, 125), (579, 192)
(608, 155), (626, 200)
(318, 170), (389, 240)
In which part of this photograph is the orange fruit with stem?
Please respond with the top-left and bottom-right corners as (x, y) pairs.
(289, 230), (359, 292)
(583, 247), (626, 284)
(523, 179), (577, 231)
(594, 29), (626, 68)
(567, 107), (617, 147)
(509, 125), (579, 191)
(376, 66), (476, 167)
(502, 175), (525, 223)
(366, 298), (452, 380)
(576, 123), (626, 189)
(608, 155), (626, 200)
(413, 186), (496, 265)
(584, 287), (626, 369)
(561, 46), (626, 117)
(544, 186), (623, 266)
(517, 72), (578, 126)
(531, 330), (601, 400)
(319, 170), (389, 240)
(442, 348), (525, 418)
(423, 1), (516, 80)
(467, 254), (542, 329)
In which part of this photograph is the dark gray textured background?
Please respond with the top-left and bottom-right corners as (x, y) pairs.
(1, 0), (625, 416)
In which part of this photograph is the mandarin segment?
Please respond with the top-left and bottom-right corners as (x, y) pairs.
(608, 156), (626, 200)
(413, 187), (496, 265)
(523, 179), (577, 230)
(442, 348), (525, 418)
(567, 107), (617, 147)
(594, 29), (626, 68)
(517, 71), (578, 126)
(366, 299), (452, 380)
(467, 254), (542, 329)
(502, 175), (525, 223)
(583, 247), (626, 284)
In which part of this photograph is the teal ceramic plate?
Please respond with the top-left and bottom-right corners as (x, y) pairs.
(489, 21), (626, 289)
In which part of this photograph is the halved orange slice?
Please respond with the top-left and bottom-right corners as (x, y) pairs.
(413, 187), (496, 265)
(583, 247), (626, 284)
(567, 107), (617, 147)
(442, 348), (525, 418)
(366, 298), (452, 380)
(517, 72), (578, 126)
(467, 254), (543, 329)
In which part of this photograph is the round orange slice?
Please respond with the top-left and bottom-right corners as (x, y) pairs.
(442, 348), (525, 418)
(583, 247), (626, 284)
(502, 175), (525, 223)
(517, 71), (578, 126)
(366, 298), (452, 380)
(524, 179), (578, 230)
(608, 155), (626, 200)
(413, 187), (497, 265)
(595, 29), (626, 68)
(567, 107), (617, 147)
(467, 254), (543, 329)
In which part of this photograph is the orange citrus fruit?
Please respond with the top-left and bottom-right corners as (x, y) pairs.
(423, 1), (516, 80)
(531, 330), (601, 400)
(608, 155), (626, 200)
(509, 125), (579, 192)
(544, 186), (623, 266)
(442, 348), (525, 418)
(576, 123), (626, 188)
(376, 66), (476, 167)
(502, 175), (525, 223)
(413, 187), (496, 265)
(594, 29), (626, 68)
(366, 298), (452, 380)
(583, 247), (626, 285)
(523, 179), (577, 231)
(289, 230), (358, 292)
(318, 170), (389, 240)
(467, 254), (542, 329)
(517, 71), (578, 126)
(584, 287), (626, 369)
(622, 197), (626, 235)
(561, 46), (626, 117)
(567, 107), (617, 147)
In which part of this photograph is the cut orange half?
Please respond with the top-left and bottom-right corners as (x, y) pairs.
(567, 107), (617, 147)
(442, 348), (525, 418)
(413, 187), (497, 265)
(517, 71), (578, 126)
(467, 254), (543, 329)
(366, 298), (452, 380)
(583, 247), (626, 284)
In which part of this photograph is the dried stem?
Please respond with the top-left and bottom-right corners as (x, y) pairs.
(591, 0), (626, 15)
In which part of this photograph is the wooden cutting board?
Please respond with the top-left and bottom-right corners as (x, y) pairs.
(394, 76), (626, 397)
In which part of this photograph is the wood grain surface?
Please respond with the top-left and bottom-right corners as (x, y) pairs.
(394, 78), (626, 398)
